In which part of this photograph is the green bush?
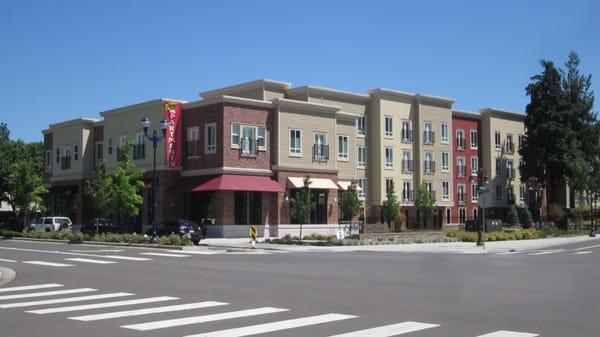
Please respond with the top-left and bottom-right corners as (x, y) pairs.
(158, 234), (191, 246)
(445, 228), (540, 242)
(302, 233), (337, 241)
(547, 203), (566, 223)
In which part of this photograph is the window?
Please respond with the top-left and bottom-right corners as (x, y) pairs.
(64, 147), (71, 158)
(518, 135), (524, 150)
(495, 131), (501, 150)
(45, 150), (52, 172)
(357, 179), (367, 199)
(402, 150), (412, 172)
(506, 134), (514, 153)
(257, 126), (266, 149)
(496, 157), (503, 176)
(471, 157), (479, 175)
(441, 123), (449, 143)
(520, 184), (527, 202)
(385, 147), (394, 168)
(424, 122), (434, 144)
(402, 181), (412, 201)
(446, 208), (451, 224)
(56, 148), (60, 163)
(357, 117), (366, 136)
(459, 208), (466, 224)
(119, 136), (128, 147)
(357, 146), (366, 168)
(457, 184), (466, 203)
(289, 129), (301, 155)
(496, 185), (502, 201)
(470, 130), (478, 149)
(96, 143), (103, 163)
(314, 133), (328, 160)
(187, 127), (199, 156)
(473, 208), (478, 220)
(425, 181), (434, 198)
(456, 130), (465, 149)
(457, 157), (465, 177)
(338, 135), (349, 160)
(442, 181), (450, 200)
(441, 152), (449, 172)
(507, 160), (514, 178)
(241, 126), (257, 155)
(107, 137), (113, 155)
(384, 116), (393, 137)
(385, 178), (394, 194)
(471, 183), (478, 202)
(205, 123), (216, 153)
(74, 145), (78, 161)
(401, 120), (411, 142)
(231, 123), (240, 146)
(425, 151), (434, 173)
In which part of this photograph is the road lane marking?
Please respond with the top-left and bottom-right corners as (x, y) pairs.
(573, 251), (593, 255)
(0, 292), (133, 308)
(65, 258), (117, 264)
(70, 249), (123, 253)
(102, 255), (152, 261)
(121, 307), (289, 331)
(0, 283), (63, 293)
(184, 313), (357, 337)
(22, 261), (74, 267)
(0, 288), (96, 301)
(0, 258), (17, 262)
(166, 250), (226, 255)
(27, 296), (178, 314)
(70, 301), (229, 321)
(0, 247), (151, 262)
(140, 252), (191, 257)
(573, 244), (600, 251)
(495, 252), (521, 255)
(476, 330), (539, 337)
(527, 249), (565, 255)
(325, 321), (440, 336)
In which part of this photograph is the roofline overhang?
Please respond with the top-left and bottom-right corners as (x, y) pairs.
(480, 107), (525, 121)
(99, 98), (188, 117)
(199, 79), (292, 98)
(184, 95), (274, 109)
(287, 85), (370, 102)
(274, 97), (341, 114)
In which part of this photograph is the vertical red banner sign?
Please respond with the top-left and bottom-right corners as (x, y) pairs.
(164, 102), (182, 168)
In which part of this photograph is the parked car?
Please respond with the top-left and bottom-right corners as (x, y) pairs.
(28, 217), (72, 232)
(145, 219), (202, 245)
(80, 218), (122, 235)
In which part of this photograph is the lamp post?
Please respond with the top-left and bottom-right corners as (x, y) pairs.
(141, 117), (169, 243)
(588, 165), (596, 237)
(476, 169), (489, 247)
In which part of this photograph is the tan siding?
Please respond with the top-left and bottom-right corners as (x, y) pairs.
(336, 118), (357, 180)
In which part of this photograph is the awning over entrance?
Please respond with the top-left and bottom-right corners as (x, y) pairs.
(287, 177), (339, 190)
(337, 181), (362, 191)
(192, 174), (284, 193)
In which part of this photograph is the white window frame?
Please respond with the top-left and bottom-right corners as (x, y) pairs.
(456, 129), (465, 149)
(230, 123), (240, 148)
(187, 126), (199, 156)
(401, 120), (411, 141)
(96, 142), (103, 163)
(457, 184), (466, 202)
(357, 116), (366, 137)
(384, 116), (393, 137)
(385, 147), (394, 169)
(45, 150), (52, 172)
(442, 181), (450, 200)
(357, 146), (366, 169)
(441, 122), (449, 143)
(518, 134), (524, 150)
(357, 178), (367, 199)
(520, 183), (527, 202)
(470, 129), (478, 149)
(107, 137), (113, 156)
(289, 129), (301, 156)
(441, 152), (449, 172)
(385, 178), (394, 194)
(119, 136), (128, 147)
(473, 208), (478, 220)
(338, 135), (349, 161)
(495, 131), (501, 150)
(471, 183), (478, 202)
(471, 157), (479, 175)
(205, 123), (216, 154)
(74, 145), (79, 161)
(402, 181), (412, 200)
(257, 126), (266, 150)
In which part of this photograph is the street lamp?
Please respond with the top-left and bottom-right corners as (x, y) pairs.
(476, 169), (489, 247)
(141, 117), (169, 242)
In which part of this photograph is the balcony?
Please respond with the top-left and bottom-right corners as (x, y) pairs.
(132, 144), (145, 160)
(456, 137), (465, 150)
(505, 142), (515, 154)
(428, 190), (436, 199)
(60, 156), (71, 170)
(186, 140), (200, 156)
(457, 192), (466, 205)
(313, 144), (329, 161)
(401, 159), (414, 173)
(456, 165), (466, 178)
(240, 138), (258, 157)
(507, 168), (516, 179)
(423, 131), (435, 145)
(401, 129), (413, 143)
(424, 160), (436, 174)
(402, 190), (414, 202)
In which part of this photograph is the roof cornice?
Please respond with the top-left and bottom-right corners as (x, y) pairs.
(480, 107), (525, 121)
(47, 117), (100, 130)
(184, 95), (274, 109)
(199, 79), (292, 98)
(100, 98), (187, 117)
(452, 109), (481, 120)
(274, 98), (341, 114)
(287, 85), (370, 102)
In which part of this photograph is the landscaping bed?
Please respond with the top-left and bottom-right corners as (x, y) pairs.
(0, 229), (193, 246)
(445, 227), (589, 242)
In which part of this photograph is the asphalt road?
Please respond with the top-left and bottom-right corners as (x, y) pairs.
(0, 238), (599, 337)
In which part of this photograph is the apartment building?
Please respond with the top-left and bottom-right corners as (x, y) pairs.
(42, 79), (533, 236)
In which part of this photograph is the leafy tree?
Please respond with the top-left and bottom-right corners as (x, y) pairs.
(340, 181), (363, 222)
(0, 122), (9, 144)
(85, 162), (113, 220)
(381, 181), (404, 231)
(110, 145), (144, 231)
(415, 184), (436, 228)
(5, 161), (47, 226)
(506, 204), (519, 226)
(547, 203), (566, 223)
(290, 176), (312, 240)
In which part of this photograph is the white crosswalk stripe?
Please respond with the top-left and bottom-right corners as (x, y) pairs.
(139, 252), (191, 257)
(121, 307), (289, 331)
(65, 258), (117, 264)
(0, 258), (17, 262)
(495, 252), (521, 255)
(325, 321), (440, 336)
(184, 313), (357, 337)
(166, 250), (227, 255)
(26, 296), (178, 314)
(69, 301), (229, 321)
(0, 283), (63, 293)
(0, 288), (96, 301)
(476, 330), (539, 337)
(101, 255), (152, 261)
(0, 292), (133, 308)
(527, 249), (565, 255)
(572, 251), (592, 255)
(22, 261), (74, 267)
(573, 244), (600, 251)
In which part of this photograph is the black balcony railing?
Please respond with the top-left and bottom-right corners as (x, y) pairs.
(505, 142), (515, 154)
(401, 159), (414, 173)
(428, 190), (436, 199)
(424, 131), (435, 145)
(313, 144), (329, 161)
(240, 138), (258, 157)
(61, 156), (71, 170)
(402, 190), (414, 202)
(507, 168), (516, 179)
(424, 160), (436, 174)
(456, 137), (465, 150)
(457, 192), (466, 205)
(456, 165), (466, 177)
(132, 144), (145, 160)
(186, 140), (200, 156)
(401, 129), (413, 143)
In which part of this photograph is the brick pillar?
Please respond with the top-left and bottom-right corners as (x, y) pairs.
(327, 189), (338, 224)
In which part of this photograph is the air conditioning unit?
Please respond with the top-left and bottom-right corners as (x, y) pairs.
(201, 218), (215, 225)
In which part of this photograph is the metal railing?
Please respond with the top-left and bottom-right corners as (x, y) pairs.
(456, 165), (466, 177)
(457, 192), (466, 205)
(456, 137), (465, 150)
(424, 160), (436, 174)
(401, 159), (414, 173)
(61, 156), (71, 170)
(313, 144), (329, 161)
(423, 131), (435, 145)
(402, 190), (414, 202)
(401, 129), (413, 143)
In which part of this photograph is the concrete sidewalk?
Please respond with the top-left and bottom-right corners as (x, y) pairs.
(200, 235), (597, 254)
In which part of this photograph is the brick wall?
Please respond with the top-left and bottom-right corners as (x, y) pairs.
(182, 103), (224, 170)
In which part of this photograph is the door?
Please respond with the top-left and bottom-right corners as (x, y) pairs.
(311, 190), (327, 224)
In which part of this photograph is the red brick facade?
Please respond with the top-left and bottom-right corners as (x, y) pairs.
(451, 114), (480, 225)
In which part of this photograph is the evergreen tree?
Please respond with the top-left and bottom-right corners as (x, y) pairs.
(290, 176), (312, 239)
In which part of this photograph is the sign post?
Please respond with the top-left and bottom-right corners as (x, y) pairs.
(249, 225), (257, 249)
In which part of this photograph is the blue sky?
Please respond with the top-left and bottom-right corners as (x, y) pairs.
(1, 0), (598, 142)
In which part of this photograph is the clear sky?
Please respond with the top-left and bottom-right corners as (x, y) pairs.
(1, 0), (598, 142)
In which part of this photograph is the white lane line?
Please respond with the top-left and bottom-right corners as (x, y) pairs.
(0, 292), (133, 308)
(70, 301), (229, 321)
(325, 321), (440, 336)
(140, 252), (191, 258)
(527, 249), (565, 256)
(0, 288), (96, 301)
(70, 249), (123, 253)
(22, 261), (74, 267)
(573, 244), (600, 251)
(65, 258), (117, 264)
(121, 307), (289, 331)
(166, 250), (226, 255)
(0, 283), (63, 293)
(0, 246), (151, 262)
(27, 296), (178, 314)
(572, 251), (593, 255)
(495, 252), (521, 255)
(102, 255), (152, 261)
(184, 313), (357, 337)
(0, 258), (17, 263)
(476, 330), (539, 337)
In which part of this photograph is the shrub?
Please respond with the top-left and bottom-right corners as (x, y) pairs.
(507, 205), (519, 226)
(520, 207), (534, 229)
(158, 234), (191, 246)
(547, 203), (566, 223)
(521, 228), (538, 240)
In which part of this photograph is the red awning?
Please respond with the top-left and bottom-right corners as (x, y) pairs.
(192, 174), (284, 193)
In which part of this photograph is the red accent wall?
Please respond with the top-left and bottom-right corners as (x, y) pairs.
(181, 103), (224, 170)
(452, 115), (480, 223)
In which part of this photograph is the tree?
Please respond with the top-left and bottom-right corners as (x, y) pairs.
(289, 176), (312, 240)
(340, 181), (363, 222)
(0, 122), (9, 144)
(381, 181), (404, 231)
(110, 145), (144, 231)
(547, 203), (566, 224)
(85, 162), (113, 220)
(415, 184), (437, 228)
(506, 204), (519, 226)
(5, 161), (47, 226)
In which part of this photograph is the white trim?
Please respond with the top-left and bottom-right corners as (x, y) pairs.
(205, 123), (216, 154)
(100, 98), (187, 117)
(286, 85), (370, 101)
(185, 95), (274, 109)
(275, 97), (341, 114)
(271, 165), (339, 174)
(181, 167), (273, 177)
(337, 135), (349, 161)
(199, 79), (292, 98)
(289, 128), (302, 156)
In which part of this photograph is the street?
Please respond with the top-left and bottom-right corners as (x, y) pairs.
(0, 238), (599, 337)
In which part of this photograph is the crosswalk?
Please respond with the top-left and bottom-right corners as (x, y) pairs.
(0, 282), (540, 337)
(492, 246), (600, 256)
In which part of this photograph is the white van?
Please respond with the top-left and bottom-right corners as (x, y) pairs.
(28, 217), (72, 232)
